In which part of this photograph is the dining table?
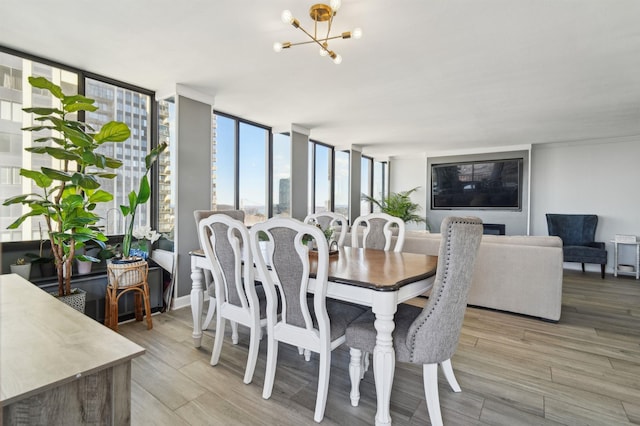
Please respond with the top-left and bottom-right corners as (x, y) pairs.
(189, 245), (437, 426)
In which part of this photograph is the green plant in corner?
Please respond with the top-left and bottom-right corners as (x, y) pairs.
(2, 76), (130, 297)
(120, 142), (168, 259)
(361, 187), (428, 228)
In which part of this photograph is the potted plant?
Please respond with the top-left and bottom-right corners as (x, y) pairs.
(10, 257), (32, 280)
(107, 142), (167, 288)
(130, 225), (162, 259)
(2, 76), (129, 307)
(361, 186), (428, 229)
(118, 142), (167, 261)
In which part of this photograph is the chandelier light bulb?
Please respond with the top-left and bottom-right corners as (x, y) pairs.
(319, 47), (328, 57)
(273, 42), (284, 53)
(330, 0), (342, 12)
(333, 54), (342, 64)
(352, 27), (363, 39)
(281, 10), (293, 24)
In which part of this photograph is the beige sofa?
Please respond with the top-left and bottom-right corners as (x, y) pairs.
(345, 231), (564, 321)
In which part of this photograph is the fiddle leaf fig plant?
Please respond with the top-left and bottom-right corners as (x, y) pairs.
(2, 76), (130, 296)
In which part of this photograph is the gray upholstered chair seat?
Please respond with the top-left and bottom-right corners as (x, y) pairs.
(345, 304), (421, 358)
(314, 300), (366, 341)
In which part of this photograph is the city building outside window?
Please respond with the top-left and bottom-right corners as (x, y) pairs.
(272, 133), (291, 217)
(0, 49), (160, 242)
(334, 150), (350, 218)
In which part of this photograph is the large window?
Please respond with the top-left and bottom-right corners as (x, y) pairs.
(0, 49), (158, 242)
(360, 156), (373, 214)
(308, 140), (334, 214)
(239, 123), (268, 225)
(87, 78), (153, 235)
(212, 112), (271, 225)
(212, 114), (236, 209)
(272, 133), (291, 217)
(334, 150), (350, 218)
(373, 160), (388, 210)
(157, 98), (175, 235)
(360, 157), (388, 215)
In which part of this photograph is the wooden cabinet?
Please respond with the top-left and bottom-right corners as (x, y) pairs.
(1, 274), (145, 424)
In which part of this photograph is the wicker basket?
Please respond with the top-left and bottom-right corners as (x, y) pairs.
(107, 259), (148, 289)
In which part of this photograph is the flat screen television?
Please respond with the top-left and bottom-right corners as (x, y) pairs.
(431, 158), (523, 210)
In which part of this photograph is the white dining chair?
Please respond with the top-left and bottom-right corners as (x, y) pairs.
(250, 217), (365, 422)
(198, 213), (265, 384)
(345, 216), (483, 426)
(304, 211), (348, 247)
(194, 210), (245, 336)
(351, 212), (406, 252)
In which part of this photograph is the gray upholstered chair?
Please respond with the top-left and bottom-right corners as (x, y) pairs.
(351, 212), (406, 252)
(546, 213), (607, 279)
(250, 217), (365, 422)
(198, 214), (265, 384)
(345, 216), (483, 426)
(194, 210), (246, 333)
(304, 211), (348, 247)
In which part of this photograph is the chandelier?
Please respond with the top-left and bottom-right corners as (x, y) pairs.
(273, 0), (362, 64)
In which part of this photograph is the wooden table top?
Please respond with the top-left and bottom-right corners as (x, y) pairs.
(0, 274), (145, 405)
(311, 246), (437, 291)
(192, 246), (437, 292)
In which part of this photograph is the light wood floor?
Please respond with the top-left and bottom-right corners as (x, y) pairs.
(119, 270), (640, 425)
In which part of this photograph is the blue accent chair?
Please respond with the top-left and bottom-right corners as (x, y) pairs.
(546, 214), (607, 279)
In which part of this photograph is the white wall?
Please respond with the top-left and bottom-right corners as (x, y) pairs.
(391, 135), (640, 274)
(530, 135), (640, 272)
(390, 158), (429, 231)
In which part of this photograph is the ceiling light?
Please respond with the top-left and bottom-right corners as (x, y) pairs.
(274, 2), (362, 64)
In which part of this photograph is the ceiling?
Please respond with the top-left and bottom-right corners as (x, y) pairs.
(2, 0), (640, 158)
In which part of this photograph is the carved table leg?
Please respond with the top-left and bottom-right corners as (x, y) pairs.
(372, 291), (398, 426)
(190, 257), (204, 348)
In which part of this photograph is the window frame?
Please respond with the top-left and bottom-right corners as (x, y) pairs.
(0, 45), (159, 242)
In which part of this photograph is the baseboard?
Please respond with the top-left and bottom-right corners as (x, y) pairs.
(172, 294), (191, 310)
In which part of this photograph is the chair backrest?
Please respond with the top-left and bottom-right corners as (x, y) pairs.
(198, 214), (256, 310)
(250, 218), (331, 348)
(405, 216), (483, 364)
(194, 209), (245, 227)
(194, 210), (246, 250)
(546, 214), (598, 246)
(304, 212), (348, 247)
(351, 212), (406, 252)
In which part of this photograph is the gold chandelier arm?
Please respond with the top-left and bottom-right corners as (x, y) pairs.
(288, 33), (345, 48)
(295, 24), (332, 52)
(324, 14), (334, 43)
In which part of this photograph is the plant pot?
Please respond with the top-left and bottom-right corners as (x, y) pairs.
(10, 263), (31, 280)
(38, 262), (56, 278)
(76, 259), (93, 275)
(52, 288), (87, 313)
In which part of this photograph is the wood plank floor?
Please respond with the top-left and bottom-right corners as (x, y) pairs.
(119, 270), (640, 425)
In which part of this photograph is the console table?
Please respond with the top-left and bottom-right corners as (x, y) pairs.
(1, 274), (145, 425)
(611, 239), (640, 279)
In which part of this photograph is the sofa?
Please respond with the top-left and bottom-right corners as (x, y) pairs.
(345, 230), (564, 321)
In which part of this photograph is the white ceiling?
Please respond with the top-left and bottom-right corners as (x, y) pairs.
(2, 0), (640, 158)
